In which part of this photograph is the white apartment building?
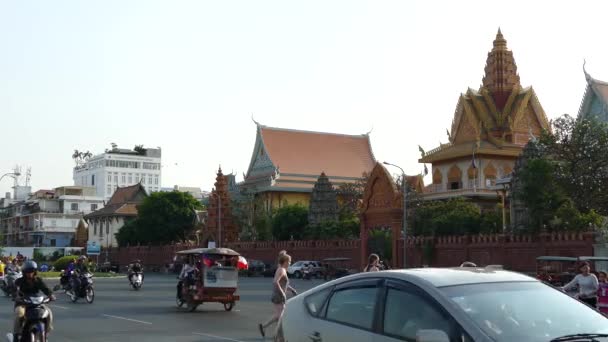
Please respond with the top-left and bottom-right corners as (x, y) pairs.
(73, 146), (162, 200)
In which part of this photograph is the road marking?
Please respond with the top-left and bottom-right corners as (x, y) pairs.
(51, 305), (69, 310)
(102, 314), (152, 325)
(193, 332), (245, 342)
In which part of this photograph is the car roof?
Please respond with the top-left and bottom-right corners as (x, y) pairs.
(320, 267), (536, 289)
(386, 268), (536, 287)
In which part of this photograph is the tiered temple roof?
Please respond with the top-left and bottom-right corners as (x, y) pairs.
(85, 183), (147, 218)
(241, 123), (376, 193)
(420, 29), (550, 164)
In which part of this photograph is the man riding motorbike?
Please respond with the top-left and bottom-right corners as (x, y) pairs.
(177, 257), (195, 300)
(70, 256), (89, 293)
(59, 260), (76, 291)
(5, 260), (22, 294)
(12, 260), (55, 342)
(127, 259), (144, 285)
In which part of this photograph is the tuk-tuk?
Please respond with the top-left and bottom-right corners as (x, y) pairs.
(322, 257), (352, 280)
(535, 256), (578, 287)
(175, 247), (241, 312)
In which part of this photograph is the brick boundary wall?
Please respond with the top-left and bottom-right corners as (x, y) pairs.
(104, 232), (595, 273)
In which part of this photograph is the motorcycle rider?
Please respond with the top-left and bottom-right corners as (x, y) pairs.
(127, 259), (144, 285)
(60, 259), (76, 290)
(177, 257), (194, 300)
(71, 256), (90, 294)
(12, 260), (55, 342)
(5, 259), (21, 291)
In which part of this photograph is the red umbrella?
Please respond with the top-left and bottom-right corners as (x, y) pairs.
(237, 256), (248, 270)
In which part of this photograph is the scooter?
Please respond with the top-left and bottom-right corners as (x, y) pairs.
(2, 271), (23, 297)
(130, 272), (143, 290)
(66, 273), (94, 304)
(6, 294), (52, 342)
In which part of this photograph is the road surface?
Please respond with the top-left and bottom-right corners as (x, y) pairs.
(0, 274), (324, 341)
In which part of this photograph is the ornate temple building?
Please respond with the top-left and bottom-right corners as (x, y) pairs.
(205, 167), (238, 246)
(239, 122), (376, 211)
(419, 29), (551, 206)
(578, 66), (608, 123)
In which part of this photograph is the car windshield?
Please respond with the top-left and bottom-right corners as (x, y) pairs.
(440, 281), (608, 342)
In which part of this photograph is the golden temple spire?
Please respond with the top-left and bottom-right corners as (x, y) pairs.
(482, 28), (521, 110)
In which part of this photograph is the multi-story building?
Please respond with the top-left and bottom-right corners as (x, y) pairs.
(0, 186), (104, 247)
(73, 146), (162, 200)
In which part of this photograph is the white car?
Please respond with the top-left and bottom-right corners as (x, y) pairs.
(277, 267), (608, 342)
(287, 261), (321, 279)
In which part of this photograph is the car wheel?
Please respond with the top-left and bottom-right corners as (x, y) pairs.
(294, 271), (302, 279)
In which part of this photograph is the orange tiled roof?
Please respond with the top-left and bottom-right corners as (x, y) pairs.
(260, 126), (376, 179)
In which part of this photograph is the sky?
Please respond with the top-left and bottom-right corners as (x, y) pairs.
(2, 0), (608, 196)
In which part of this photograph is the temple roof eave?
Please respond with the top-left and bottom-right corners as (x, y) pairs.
(419, 143), (524, 164)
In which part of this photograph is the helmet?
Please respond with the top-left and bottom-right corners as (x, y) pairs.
(22, 260), (38, 274)
(78, 255), (87, 262)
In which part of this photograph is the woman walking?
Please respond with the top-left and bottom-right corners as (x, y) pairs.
(364, 253), (380, 272)
(597, 271), (608, 315)
(563, 261), (599, 309)
(259, 253), (297, 337)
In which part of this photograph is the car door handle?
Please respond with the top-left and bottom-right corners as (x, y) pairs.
(308, 331), (322, 342)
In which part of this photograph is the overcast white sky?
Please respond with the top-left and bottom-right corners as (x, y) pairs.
(1, 0), (607, 195)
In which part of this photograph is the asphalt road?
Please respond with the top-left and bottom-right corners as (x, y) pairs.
(0, 274), (325, 342)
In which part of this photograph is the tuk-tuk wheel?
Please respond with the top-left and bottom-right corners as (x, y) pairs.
(188, 302), (198, 312)
(224, 302), (234, 311)
(176, 296), (184, 308)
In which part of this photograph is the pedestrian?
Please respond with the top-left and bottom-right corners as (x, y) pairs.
(258, 253), (297, 338)
(563, 261), (599, 309)
(598, 271), (608, 315)
(364, 253), (380, 272)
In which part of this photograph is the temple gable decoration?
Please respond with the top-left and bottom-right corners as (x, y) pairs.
(578, 65), (608, 124)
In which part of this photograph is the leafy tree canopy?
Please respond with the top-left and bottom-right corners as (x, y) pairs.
(115, 191), (202, 246)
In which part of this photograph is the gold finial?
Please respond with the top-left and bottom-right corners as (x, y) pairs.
(493, 27), (507, 51)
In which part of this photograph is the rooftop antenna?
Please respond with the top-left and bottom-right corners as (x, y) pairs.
(25, 167), (31, 186)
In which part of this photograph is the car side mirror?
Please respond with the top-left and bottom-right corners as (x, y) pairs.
(416, 329), (450, 342)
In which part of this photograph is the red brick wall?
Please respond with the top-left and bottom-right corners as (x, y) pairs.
(104, 232), (595, 273)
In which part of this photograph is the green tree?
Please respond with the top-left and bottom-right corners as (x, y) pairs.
(540, 115), (608, 215)
(411, 198), (481, 236)
(115, 191), (202, 246)
(271, 204), (308, 240)
(517, 157), (567, 231)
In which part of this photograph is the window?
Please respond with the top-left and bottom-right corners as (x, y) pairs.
(142, 177), (146, 184)
(51, 220), (56, 226)
(114, 173), (118, 183)
(106, 221), (110, 235)
(305, 287), (332, 317)
(107, 185), (111, 195)
(107, 174), (112, 183)
(100, 222), (104, 237)
(325, 286), (378, 330)
(91, 174), (95, 186)
(383, 287), (458, 341)
(50, 239), (56, 247)
(148, 175), (153, 185)
(71, 203), (79, 211)
(128, 173), (133, 184)
(121, 173), (126, 183)
(93, 222), (97, 236)
(154, 175), (159, 185)
(91, 204), (98, 211)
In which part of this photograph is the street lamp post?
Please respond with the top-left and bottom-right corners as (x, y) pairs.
(383, 162), (407, 269)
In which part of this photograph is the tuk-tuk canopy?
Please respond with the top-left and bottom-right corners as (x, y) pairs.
(536, 256), (577, 262)
(578, 256), (608, 262)
(176, 248), (240, 257)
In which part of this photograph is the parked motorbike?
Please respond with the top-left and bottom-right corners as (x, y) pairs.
(67, 273), (94, 304)
(130, 272), (143, 290)
(6, 293), (52, 342)
(2, 271), (23, 297)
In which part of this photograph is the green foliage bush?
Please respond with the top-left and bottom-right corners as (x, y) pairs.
(53, 255), (78, 271)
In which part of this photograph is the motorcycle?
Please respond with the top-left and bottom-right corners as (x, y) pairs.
(2, 271), (23, 297)
(67, 273), (94, 304)
(129, 272), (143, 290)
(6, 294), (52, 342)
